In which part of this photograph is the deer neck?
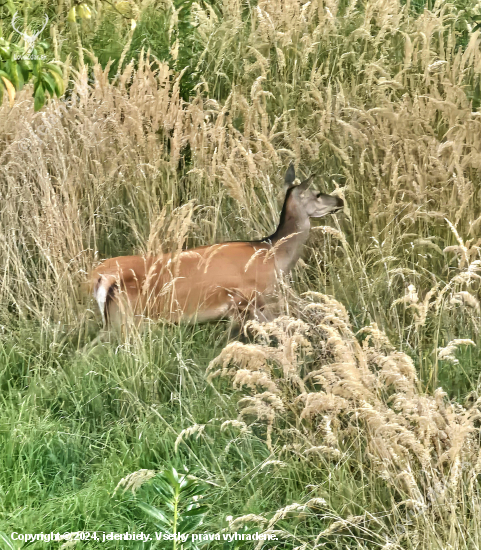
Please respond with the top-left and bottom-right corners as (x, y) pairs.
(266, 189), (310, 274)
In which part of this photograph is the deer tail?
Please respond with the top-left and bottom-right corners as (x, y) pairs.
(93, 274), (118, 328)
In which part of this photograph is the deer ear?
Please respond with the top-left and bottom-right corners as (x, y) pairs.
(297, 173), (316, 191)
(284, 163), (296, 189)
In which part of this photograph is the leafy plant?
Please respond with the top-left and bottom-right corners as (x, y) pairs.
(0, 16), (63, 111)
(138, 468), (210, 549)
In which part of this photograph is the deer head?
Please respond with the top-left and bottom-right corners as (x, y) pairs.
(284, 163), (344, 218)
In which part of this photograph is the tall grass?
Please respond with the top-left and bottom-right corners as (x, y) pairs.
(1, 0), (481, 547)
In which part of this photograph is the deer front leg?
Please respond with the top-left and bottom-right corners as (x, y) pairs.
(225, 290), (274, 341)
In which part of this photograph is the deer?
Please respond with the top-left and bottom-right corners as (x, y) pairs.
(88, 164), (343, 345)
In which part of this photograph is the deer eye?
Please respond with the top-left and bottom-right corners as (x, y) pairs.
(316, 192), (322, 198)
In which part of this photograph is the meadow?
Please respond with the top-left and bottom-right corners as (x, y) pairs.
(1, 0), (481, 547)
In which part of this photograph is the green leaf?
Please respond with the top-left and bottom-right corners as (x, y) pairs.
(162, 500), (175, 512)
(182, 505), (209, 517)
(138, 502), (170, 526)
(178, 516), (204, 532)
(18, 61), (30, 83)
(0, 531), (17, 550)
(34, 82), (45, 111)
(152, 476), (176, 496)
(48, 69), (64, 97)
(42, 72), (56, 95)
(163, 468), (181, 488)
(67, 6), (77, 22)
(46, 63), (63, 77)
(4, 60), (18, 89)
(169, 467), (180, 484)
(181, 483), (206, 499)
(6, 0), (15, 15)
(16, 64), (25, 90)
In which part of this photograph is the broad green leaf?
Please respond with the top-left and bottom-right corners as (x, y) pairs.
(161, 500), (175, 512)
(46, 63), (63, 77)
(49, 69), (65, 97)
(163, 468), (180, 487)
(182, 504), (209, 517)
(178, 516), (204, 532)
(45, 63), (63, 77)
(67, 6), (77, 22)
(152, 476), (176, 497)
(138, 502), (170, 526)
(42, 72), (56, 95)
(18, 61), (30, 82)
(181, 483), (206, 499)
(34, 82), (45, 111)
(10, 64), (19, 89)
(4, 60), (18, 89)
(16, 64), (24, 90)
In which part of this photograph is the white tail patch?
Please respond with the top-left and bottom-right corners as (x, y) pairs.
(93, 276), (109, 327)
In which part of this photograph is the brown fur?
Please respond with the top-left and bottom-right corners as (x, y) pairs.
(91, 242), (276, 328)
(90, 165), (343, 333)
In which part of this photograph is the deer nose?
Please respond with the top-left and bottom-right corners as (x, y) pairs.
(335, 196), (344, 208)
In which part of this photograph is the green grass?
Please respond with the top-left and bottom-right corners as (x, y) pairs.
(2, 0), (481, 547)
(0, 322), (393, 549)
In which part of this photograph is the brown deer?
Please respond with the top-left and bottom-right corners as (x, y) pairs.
(90, 164), (343, 341)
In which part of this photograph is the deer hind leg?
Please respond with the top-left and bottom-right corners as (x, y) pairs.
(81, 280), (114, 354)
(84, 276), (125, 352)
(105, 288), (146, 345)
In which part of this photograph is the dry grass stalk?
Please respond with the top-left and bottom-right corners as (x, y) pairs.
(112, 468), (157, 495)
(175, 424), (206, 452)
(208, 292), (481, 540)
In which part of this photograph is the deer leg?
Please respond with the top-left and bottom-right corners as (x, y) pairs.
(225, 290), (252, 341)
(245, 293), (276, 323)
(81, 284), (127, 354)
(224, 290), (274, 341)
(226, 320), (243, 341)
